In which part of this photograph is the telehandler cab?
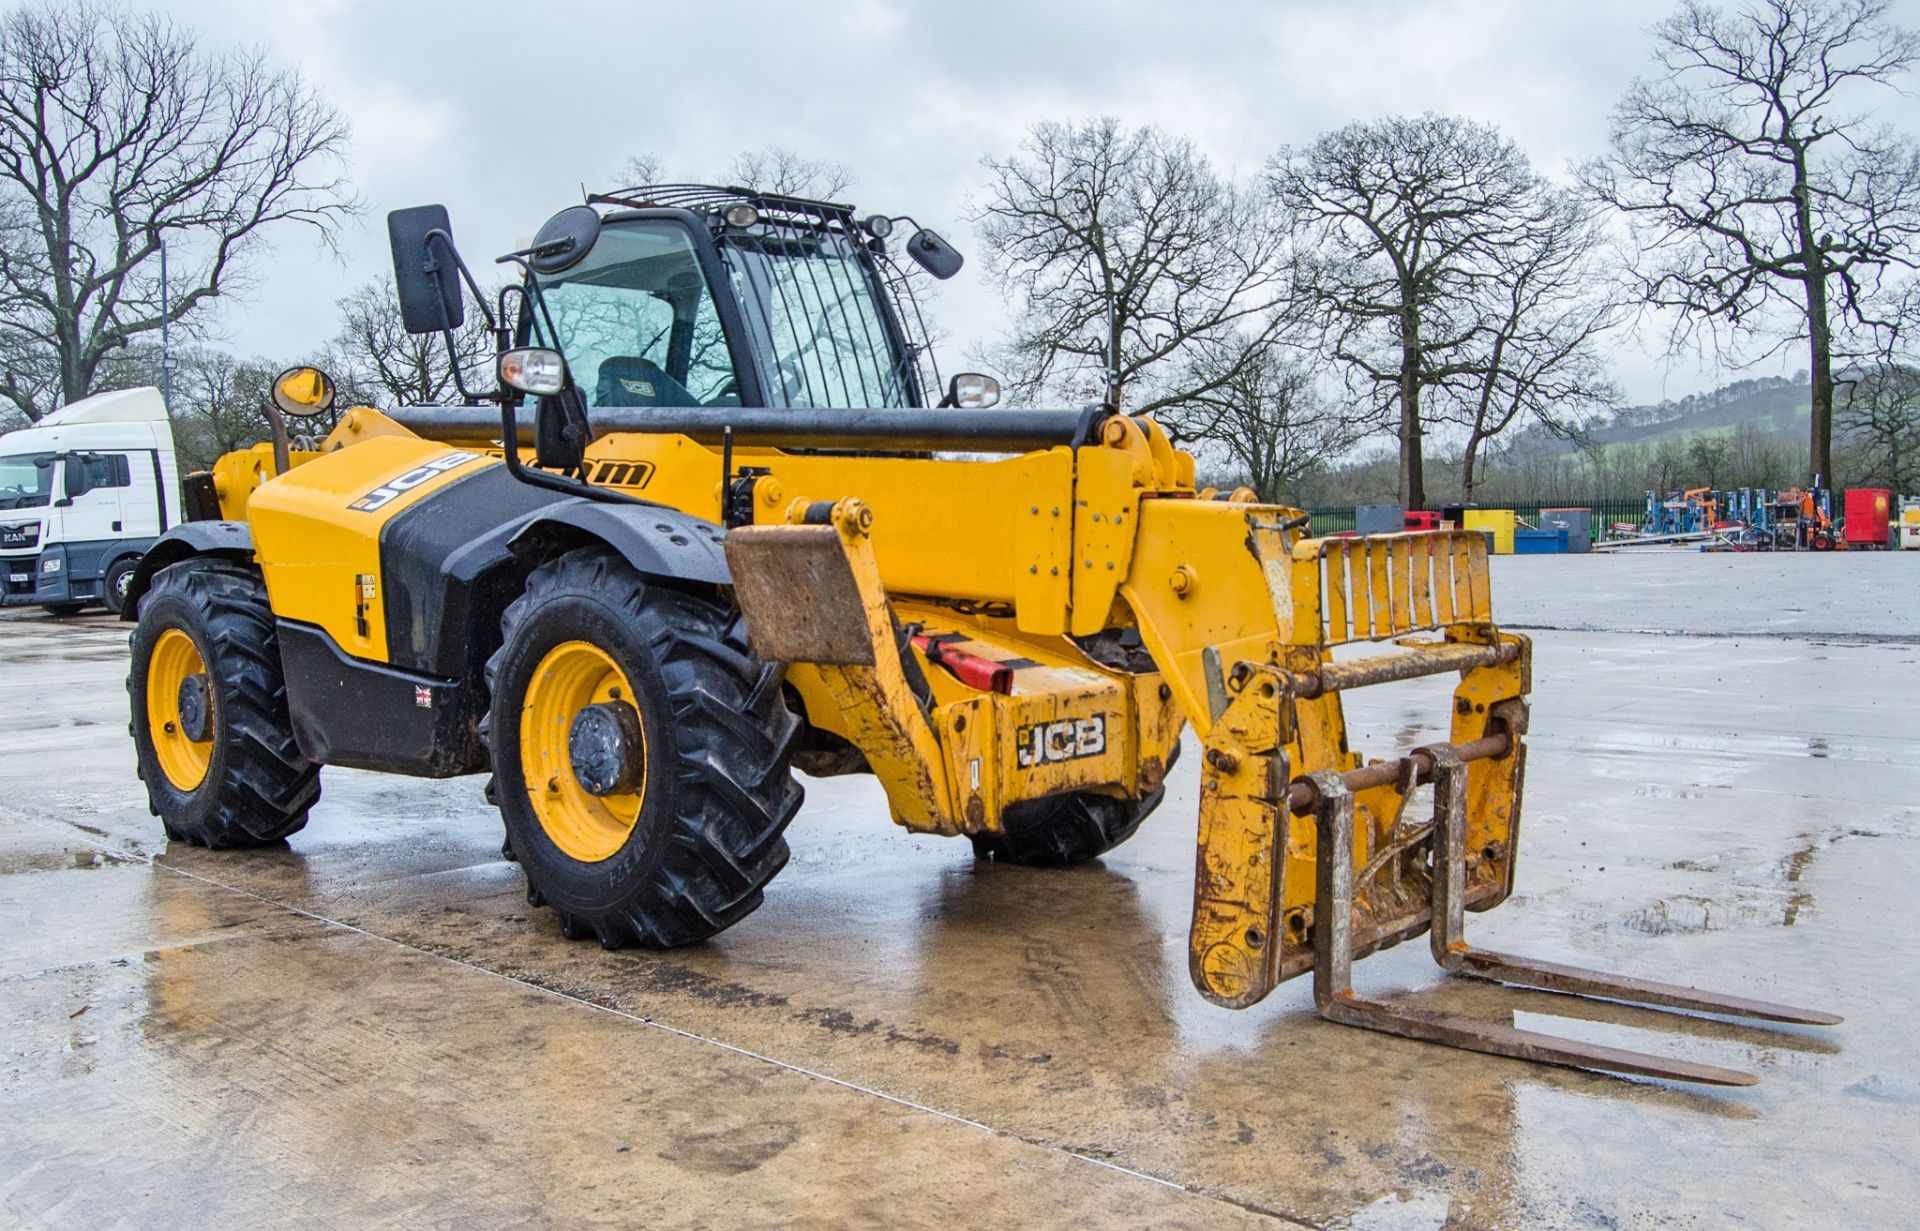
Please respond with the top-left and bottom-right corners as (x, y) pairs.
(125, 185), (1837, 1085)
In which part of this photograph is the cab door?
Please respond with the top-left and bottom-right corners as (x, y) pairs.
(59, 452), (131, 545)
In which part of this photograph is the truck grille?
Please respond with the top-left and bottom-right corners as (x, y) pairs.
(0, 523), (38, 550)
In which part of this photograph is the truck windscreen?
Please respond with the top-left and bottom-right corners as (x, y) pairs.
(0, 453), (54, 510)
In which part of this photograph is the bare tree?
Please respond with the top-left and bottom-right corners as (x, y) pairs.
(613, 153), (664, 188)
(1163, 336), (1361, 502)
(610, 147), (854, 199)
(1272, 114), (1614, 510)
(0, 2), (357, 423)
(1582, 0), (1920, 487)
(162, 348), (276, 470)
(974, 117), (1289, 413)
(724, 146), (854, 199)
(324, 279), (493, 407)
(1839, 362), (1920, 488)
(1459, 195), (1626, 497)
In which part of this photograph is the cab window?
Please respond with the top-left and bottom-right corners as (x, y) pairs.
(527, 221), (740, 409)
(66, 452), (130, 498)
(0, 453), (55, 510)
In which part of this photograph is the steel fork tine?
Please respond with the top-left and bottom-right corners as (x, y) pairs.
(1423, 749), (1842, 1028)
(1309, 768), (1762, 1086)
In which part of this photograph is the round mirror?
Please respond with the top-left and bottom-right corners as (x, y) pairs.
(528, 205), (603, 276)
(271, 366), (337, 418)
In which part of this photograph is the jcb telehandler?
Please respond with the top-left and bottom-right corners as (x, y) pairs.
(125, 185), (1837, 1084)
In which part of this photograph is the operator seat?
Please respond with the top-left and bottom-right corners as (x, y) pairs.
(595, 356), (698, 408)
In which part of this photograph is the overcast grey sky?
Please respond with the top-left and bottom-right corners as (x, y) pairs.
(157, 0), (1920, 404)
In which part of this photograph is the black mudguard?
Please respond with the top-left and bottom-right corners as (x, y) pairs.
(506, 499), (732, 586)
(120, 521), (255, 620)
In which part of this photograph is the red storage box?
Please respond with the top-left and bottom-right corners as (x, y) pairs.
(1402, 510), (1441, 531)
(1844, 489), (1890, 546)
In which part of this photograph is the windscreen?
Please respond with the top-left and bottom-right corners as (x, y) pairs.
(722, 228), (914, 409)
(529, 222), (739, 409)
(0, 453), (54, 511)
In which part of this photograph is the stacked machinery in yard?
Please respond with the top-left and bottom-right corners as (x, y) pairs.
(123, 186), (1838, 1085)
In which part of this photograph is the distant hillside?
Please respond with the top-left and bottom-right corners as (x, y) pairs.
(1588, 379), (1808, 446)
(1519, 375), (1809, 454)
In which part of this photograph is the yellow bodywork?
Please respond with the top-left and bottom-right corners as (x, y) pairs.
(216, 403), (1529, 1012)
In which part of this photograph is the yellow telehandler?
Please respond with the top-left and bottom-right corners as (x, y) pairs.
(124, 185), (1836, 1085)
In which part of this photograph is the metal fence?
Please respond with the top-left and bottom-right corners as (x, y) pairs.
(1302, 498), (1652, 543)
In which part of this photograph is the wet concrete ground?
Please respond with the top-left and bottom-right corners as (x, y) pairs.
(2, 553), (1916, 1228)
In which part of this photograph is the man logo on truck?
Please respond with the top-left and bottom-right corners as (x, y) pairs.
(347, 452), (479, 512)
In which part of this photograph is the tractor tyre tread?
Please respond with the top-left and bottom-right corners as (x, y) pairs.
(485, 547), (802, 949)
(128, 560), (321, 847)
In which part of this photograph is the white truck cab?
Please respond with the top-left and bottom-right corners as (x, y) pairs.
(0, 387), (182, 615)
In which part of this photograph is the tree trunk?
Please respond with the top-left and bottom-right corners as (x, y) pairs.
(1790, 157), (1834, 487)
(1804, 273), (1834, 487)
(1398, 305), (1425, 510)
(1461, 432), (1483, 500)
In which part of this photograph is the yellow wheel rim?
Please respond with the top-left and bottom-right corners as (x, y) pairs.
(520, 640), (647, 863)
(146, 627), (213, 792)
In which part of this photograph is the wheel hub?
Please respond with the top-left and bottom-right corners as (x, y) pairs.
(568, 701), (645, 797)
(176, 673), (212, 742)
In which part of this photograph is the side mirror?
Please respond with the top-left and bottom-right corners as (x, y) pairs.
(272, 366), (337, 419)
(526, 206), (602, 276)
(387, 204), (466, 335)
(905, 228), (964, 280)
(62, 453), (95, 500)
(941, 372), (1001, 409)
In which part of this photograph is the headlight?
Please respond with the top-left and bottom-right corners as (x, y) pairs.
(40, 556), (60, 573)
(498, 348), (569, 397)
(724, 203), (760, 228)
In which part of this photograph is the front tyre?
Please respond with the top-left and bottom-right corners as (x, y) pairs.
(127, 560), (321, 846)
(486, 547), (803, 948)
(102, 555), (139, 616)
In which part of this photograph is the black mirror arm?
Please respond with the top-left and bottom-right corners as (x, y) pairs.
(424, 229), (501, 405)
(494, 397), (640, 507)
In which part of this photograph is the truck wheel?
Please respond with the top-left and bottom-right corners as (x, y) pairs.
(127, 561), (322, 846)
(102, 555), (139, 616)
(485, 547), (803, 948)
(970, 786), (1168, 866)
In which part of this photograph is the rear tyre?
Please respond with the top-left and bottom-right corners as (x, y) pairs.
(970, 742), (1181, 867)
(102, 555), (139, 616)
(485, 547), (803, 948)
(127, 560), (321, 847)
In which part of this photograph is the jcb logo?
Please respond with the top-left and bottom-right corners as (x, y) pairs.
(1016, 716), (1107, 768)
(347, 451), (478, 511)
(590, 460), (657, 487)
